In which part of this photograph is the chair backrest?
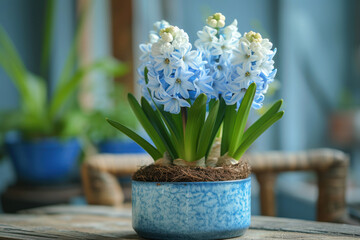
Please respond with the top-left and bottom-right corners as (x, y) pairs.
(248, 148), (349, 223)
(81, 148), (349, 223)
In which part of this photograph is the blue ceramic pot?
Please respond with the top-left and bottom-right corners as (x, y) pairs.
(132, 178), (251, 240)
(5, 138), (81, 184)
(98, 139), (145, 154)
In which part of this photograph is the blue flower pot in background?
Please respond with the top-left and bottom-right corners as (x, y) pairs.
(98, 139), (145, 154)
(5, 138), (81, 185)
(132, 177), (251, 240)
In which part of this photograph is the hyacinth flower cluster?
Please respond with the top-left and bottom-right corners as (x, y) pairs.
(195, 13), (277, 108)
(107, 13), (284, 167)
(137, 21), (211, 114)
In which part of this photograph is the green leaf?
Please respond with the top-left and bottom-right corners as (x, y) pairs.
(206, 98), (226, 155)
(221, 104), (236, 156)
(241, 99), (283, 143)
(233, 111), (284, 160)
(141, 97), (178, 159)
(0, 26), (29, 103)
(144, 67), (149, 84)
(170, 111), (183, 140)
(0, 27), (49, 134)
(184, 94), (207, 161)
(106, 118), (162, 160)
(127, 94), (167, 154)
(196, 100), (219, 159)
(228, 83), (256, 156)
(49, 58), (127, 119)
(161, 110), (182, 140)
(150, 105), (184, 159)
(22, 74), (48, 127)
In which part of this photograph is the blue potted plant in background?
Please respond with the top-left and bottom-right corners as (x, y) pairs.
(0, 1), (127, 185)
(107, 13), (283, 239)
(87, 82), (145, 155)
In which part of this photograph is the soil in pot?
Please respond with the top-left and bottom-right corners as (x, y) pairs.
(132, 159), (251, 182)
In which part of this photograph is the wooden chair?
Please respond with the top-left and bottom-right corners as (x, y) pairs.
(249, 149), (349, 223)
(81, 148), (349, 223)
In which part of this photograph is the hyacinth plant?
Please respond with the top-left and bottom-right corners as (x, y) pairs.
(107, 13), (284, 167)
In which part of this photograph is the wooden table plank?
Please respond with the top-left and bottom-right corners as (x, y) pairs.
(250, 216), (360, 239)
(0, 205), (359, 239)
(0, 215), (136, 240)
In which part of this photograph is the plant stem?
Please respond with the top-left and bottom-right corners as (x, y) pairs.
(181, 107), (187, 137)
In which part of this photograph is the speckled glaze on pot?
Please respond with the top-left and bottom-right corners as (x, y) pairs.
(132, 177), (251, 240)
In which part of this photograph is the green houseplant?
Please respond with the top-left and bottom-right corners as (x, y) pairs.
(0, 1), (127, 184)
(87, 82), (144, 154)
(107, 13), (283, 239)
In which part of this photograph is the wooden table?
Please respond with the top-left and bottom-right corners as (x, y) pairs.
(0, 205), (359, 239)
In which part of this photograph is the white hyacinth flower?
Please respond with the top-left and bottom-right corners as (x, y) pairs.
(260, 39), (274, 55)
(149, 33), (159, 44)
(194, 26), (218, 50)
(146, 69), (167, 99)
(211, 35), (238, 55)
(232, 64), (261, 90)
(165, 69), (195, 99)
(153, 20), (170, 33)
(171, 29), (190, 49)
(232, 42), (260, 66)
(151, 25), (190, 56)
(257, 59), (274, 76)
(223, 19), (241, 40)
(151, 40), (174, 56)
(139, 43), (152, 62)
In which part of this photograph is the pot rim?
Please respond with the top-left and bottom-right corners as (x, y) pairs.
(132, 176), (251, 185)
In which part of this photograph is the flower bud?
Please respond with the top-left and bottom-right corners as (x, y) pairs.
(160, 26), (180, 42)
(206, 12), (226, 28)
(214, 13), (225, 21)
(245, 31), (263, 43)
(160, 32), (173, 42)
(217, 20), (225, 28)
(206, 18), (217, 28)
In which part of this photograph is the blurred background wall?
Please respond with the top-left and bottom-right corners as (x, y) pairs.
(0, 0), (359, 219)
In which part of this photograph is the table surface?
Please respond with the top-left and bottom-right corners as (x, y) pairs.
(0, 205), (360, 240)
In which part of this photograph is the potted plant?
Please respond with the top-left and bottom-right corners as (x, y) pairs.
(87, 82), (145, 154)
(0, 2), (127, 184)
(107, 13), (283, 239)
